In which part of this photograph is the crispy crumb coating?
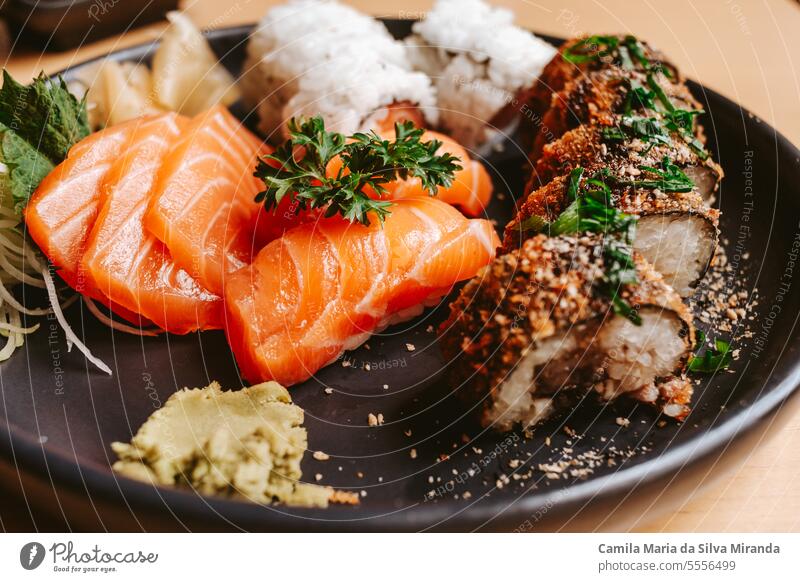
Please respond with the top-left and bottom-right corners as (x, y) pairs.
(530, 67), (703, 160)
(439, 233), (695, 428)
(502, 169), (720, 257)
(530, 120), (723, 197)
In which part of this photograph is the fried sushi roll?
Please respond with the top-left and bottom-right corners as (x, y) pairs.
(495, 35), (680, 152)
(440, 233), (695, 431)
(530, 66), (703, 161)
(531, 120), (723, 202)
(518, 35), (679, 123)
(504, 164), (719, 296)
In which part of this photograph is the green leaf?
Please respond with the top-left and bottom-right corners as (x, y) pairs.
(687, 336), (732, 373)
(0, 70), (90, 164)
(0, 123), (54, 213)
(254, 116), (461, 226)
(563, 35), (621, 64)
(562, 35), (652, 70)
(629, 156), (696, 192)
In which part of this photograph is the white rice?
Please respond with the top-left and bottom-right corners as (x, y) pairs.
(486, 309), (686, 431)
(406, 0), (556, 149)
(241, 0), (437, 138)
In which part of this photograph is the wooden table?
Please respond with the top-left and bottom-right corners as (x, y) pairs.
(3, 0), (800, 532)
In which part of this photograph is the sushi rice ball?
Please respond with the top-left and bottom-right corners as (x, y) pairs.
(405, 0), (556, 150)
(241, 0), (437, 139)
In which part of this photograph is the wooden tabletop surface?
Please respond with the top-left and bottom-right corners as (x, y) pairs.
(3, 0), (800, 532)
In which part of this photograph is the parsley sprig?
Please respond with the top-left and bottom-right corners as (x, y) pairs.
(687, 330), (732, 372)
(254, 116), (461, 226)
(521, 167), (642, 324)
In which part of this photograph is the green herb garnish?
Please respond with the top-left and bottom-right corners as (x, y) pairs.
(254, 116), (461, 226)
(627, 156), (696, 192)
(687, 334), (732, 373)
(601, 114), (672, 145)
(521, 167), (641, 325)
(563, 33), (705, 158)
(563, 35), (652, 71)
(0, 70), (89, 213)
(0, 70), (90, 163)
(645, 71), (708, 159)
(605, 59), (709, 160)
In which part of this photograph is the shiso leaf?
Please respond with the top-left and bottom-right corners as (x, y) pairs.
(0, 122), (54, 213)
(0, 70), (90, 164)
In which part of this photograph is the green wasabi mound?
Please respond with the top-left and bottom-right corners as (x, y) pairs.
(112, 381), (333, 508)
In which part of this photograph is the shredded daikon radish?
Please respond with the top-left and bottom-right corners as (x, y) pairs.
(0, 252), (46, 287)
(0, 320), (39, 333)
(41, 266), (112, 375)
(0, 281), (49, 315)
(84, 298), (159, 337)
(0, 197), (50, 360)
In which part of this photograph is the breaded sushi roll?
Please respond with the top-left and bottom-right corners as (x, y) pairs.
(504, 164), (719, 296)
(516, 35), (680, 127)
(532, 120), (723, 202)
(530, 66), (703, 161)
(440, 233), (695, 431)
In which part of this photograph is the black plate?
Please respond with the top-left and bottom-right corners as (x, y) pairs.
(2, 22), (800, 532)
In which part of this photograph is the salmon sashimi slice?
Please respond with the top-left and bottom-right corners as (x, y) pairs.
(144, 105), (270, 296)
(24, 117), (157, 324)
(375, 129), (493, 217)
(81, 113), (224, 333)
(324, 129), (494, 218)
(224, 197), (500, 386)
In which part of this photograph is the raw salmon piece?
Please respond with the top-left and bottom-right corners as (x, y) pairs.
(25, 117), (155, 323)
(325, 129), (494, 217)
(224, 197), (500, 386)
(81, 113), (224, 333)
(376, 129), (493, 217)
(25, 121), (131, 291)
(144, 105), (270, 296)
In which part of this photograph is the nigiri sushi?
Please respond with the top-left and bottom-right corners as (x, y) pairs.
(80, 113), (224, 333)
(440, 233), (695, 431)
(225, 197), (500, 386)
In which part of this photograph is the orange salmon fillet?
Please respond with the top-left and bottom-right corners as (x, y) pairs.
(24, 117), (156, 324)
(144, 105), (271, 296)
(81, 113), (224, 333)
(376, 129), (493, 217)
(325, 129), (493, 218)
(224, 197), (500, 386)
